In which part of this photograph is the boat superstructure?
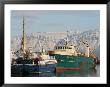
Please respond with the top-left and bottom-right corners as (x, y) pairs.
(38, 47), (57, 65)
(51, 31), (96, 70)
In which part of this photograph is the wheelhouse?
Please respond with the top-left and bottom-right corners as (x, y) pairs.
(55, 46), (73, 50)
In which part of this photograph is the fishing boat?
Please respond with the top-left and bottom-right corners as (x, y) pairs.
(50, 31), (97, 71)
(11, 17), (57, 75)
(38, 47), (57, 65)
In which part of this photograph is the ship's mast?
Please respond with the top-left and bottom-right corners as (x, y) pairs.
(81, 39), (90, 57)
(86, 44), (90, 57)
(66, 30), (69, 45)
(21, 17), (26, 54)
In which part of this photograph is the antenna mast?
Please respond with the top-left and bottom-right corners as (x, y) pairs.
(65, 30), (69, 45)
(21, 17), (26, 54)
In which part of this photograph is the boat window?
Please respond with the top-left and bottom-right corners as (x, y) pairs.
(57, 47), (59, 49)
(62, 47), (64, 49)
(59, 47), (61, 49)
(63, 47), (64, 49)
(61, 47), (62, 49)
(58, 47), (59, 49)
(57, 46), (60, 49)
(56, 47), (57, 49)
(61, 47), (63, 49)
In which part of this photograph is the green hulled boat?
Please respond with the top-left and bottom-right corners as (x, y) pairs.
(50, 32), (96, 70)
(54, 54), (95, 70)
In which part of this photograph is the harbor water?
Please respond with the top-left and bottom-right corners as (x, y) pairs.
(11, 64), (100, 77)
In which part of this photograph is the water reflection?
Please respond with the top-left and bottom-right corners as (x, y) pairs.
(11, 65), (100, 77)
(56, 67), (98, 77)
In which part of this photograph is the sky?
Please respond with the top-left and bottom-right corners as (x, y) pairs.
(11, 10), (100, 37)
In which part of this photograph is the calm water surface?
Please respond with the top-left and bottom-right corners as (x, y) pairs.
(12, 64), (100, 77)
